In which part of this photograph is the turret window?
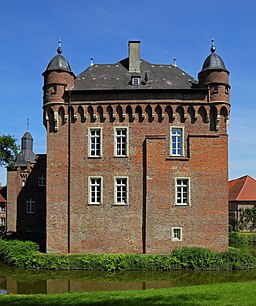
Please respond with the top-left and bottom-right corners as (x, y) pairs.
(212, 84), (218, 93)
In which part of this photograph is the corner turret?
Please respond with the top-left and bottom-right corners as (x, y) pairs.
(198, 40), (230, 104)
(42, 40), (75, 105)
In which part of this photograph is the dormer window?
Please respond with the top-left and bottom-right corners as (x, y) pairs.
(132, 76), (140, 86)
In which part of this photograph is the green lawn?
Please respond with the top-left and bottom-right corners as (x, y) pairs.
(0, 282), (255, 306)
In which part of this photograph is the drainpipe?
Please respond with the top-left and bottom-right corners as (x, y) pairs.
(67, 90), (71, 254)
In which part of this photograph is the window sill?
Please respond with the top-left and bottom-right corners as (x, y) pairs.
(174, 204), (190, 207)
(88, 203), (103, 206)
(112, 203), (129, 206)
(113, 156), (129, 158)
(88, 156), (102, 159)
(167, 156), (189, 161)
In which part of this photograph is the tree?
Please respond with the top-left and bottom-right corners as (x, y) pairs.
(236, 206), (256, 232)
(0, 133), (19, 167)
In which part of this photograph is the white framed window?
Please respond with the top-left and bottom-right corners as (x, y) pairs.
(114, 177), (129, 205)
(0, 217), (6, 226)
(88, 128), (102, 157)
(170, 127), (184, 156)
(132, 76), (140, 86)
(88, 177), (103, 205)
(38, 174), (46, 187)
(114, 127), (128, 157)
(0, 204), (5, 213)
(175, 178), (190, 205)
(171, 227), (183, 241)
(26, 197), (35, 214)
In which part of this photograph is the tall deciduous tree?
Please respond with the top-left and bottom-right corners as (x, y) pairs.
(0, 133), (19, 167)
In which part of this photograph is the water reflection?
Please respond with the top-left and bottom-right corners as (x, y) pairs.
(0, 263), (256, 295)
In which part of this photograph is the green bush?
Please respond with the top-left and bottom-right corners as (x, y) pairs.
(229, 232), (256, 246)
(0, 239), (255, 271)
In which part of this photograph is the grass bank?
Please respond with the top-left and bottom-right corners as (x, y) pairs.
(0, 282), (255, 305)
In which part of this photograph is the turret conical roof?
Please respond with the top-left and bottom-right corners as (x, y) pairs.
(201, 40), (228, 72)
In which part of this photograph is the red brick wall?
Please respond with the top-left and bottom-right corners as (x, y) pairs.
(45, 97), (229, 254)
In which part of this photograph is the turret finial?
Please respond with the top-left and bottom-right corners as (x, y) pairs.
(210, 38), (216, 53)
(57, 38), (62, 54)
(27, 118), (29, 131)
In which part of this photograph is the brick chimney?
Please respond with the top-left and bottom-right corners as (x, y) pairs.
(129, 41), (141, 73)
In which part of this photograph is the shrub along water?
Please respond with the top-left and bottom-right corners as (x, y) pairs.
(0, 239), (255, 271)
(229, 232), (256, 246)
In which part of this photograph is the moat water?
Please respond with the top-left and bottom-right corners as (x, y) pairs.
(0, 263), (256, 295)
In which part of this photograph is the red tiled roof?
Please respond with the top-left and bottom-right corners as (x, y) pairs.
(0, 186), (7, 203)
(229, 175), (256, 201)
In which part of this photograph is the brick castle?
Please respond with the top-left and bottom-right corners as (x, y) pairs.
(8, 40), (230, 254)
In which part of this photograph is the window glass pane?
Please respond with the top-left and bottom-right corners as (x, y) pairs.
(171, 128), (183, 156)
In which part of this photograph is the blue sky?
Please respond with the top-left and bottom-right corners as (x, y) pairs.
(0, 0), (256, 184)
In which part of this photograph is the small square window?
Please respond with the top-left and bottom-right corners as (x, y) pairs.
(0, 205), (5, 213)
(171, 227), (182, 241)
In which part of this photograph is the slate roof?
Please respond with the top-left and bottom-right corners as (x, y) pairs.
(73, 58), (198, 91)
(201, 52), (228, 72)
(44, 54), (73, 74)
(229, 175), (256, 201)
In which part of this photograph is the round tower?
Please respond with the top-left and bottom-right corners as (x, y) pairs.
(198, 40), (230, 104)
(42, 41), (75, 105)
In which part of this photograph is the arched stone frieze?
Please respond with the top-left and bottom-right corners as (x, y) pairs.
(155, 104), (164, 123)
(145, 105), (153, 123)
(176, 106), (185, 123)
(165, 105), (174, 123)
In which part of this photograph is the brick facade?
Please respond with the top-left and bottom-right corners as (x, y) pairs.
(42, 40), (230, 254)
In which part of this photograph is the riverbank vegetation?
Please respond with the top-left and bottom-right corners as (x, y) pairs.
(0, 239), (255, 271)
(229, 231), (256, 246)
(0, 282), (255, 305)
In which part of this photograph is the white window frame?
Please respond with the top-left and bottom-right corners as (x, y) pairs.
(114, 176), (129, 205)
(171, 227), (183, 241)
(114, 127), (129, 157)
(88, 176), (103, 205)
(38, 174), (46, 187)
(88, 127), (102, 157)
(170, 127), (184, 156)
(132, 76), (140, 86)
(175, 177), (190, 206)
(0, 204), (5, 213)
(26, 197), (35, 214)
(0, 217), (6, 226)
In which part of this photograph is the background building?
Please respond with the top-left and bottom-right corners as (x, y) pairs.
(0, 186), (7, 233)
(7, 132), (46, 250)
(229, 175), (256, 230)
